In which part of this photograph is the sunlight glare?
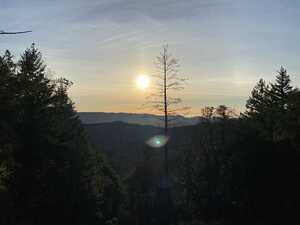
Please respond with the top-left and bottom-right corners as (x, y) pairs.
(136, 74), (150, 90)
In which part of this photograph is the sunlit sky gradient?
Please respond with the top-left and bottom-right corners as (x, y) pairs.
(1, 0), (300, 114)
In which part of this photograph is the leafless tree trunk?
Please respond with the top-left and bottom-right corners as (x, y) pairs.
(163, 46), (169, 177)
(144, 45), (189, 178)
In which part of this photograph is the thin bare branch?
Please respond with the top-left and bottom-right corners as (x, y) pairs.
(0, 30), (32, 35)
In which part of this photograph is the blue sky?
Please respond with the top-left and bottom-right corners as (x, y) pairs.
(1, 0), (300, 114)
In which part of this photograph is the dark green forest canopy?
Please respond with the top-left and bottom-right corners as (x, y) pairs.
(83, 67), (300, 225)
(0, 44), (124, 225)
(1, 44), (300, 225)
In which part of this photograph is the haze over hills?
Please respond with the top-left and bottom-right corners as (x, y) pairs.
(78, 112), (200, 127)
(82, 121), (195, 177)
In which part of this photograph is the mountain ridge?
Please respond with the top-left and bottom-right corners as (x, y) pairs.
(78, 112), (200, 127)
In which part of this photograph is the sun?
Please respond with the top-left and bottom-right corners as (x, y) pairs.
(136, 74), (150, 90)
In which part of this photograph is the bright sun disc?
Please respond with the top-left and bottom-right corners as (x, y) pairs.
(136, 75), (150, 90)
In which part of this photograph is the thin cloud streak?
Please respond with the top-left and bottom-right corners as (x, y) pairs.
(1, 0), (300, 114)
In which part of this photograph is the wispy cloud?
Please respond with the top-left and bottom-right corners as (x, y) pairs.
(1, 0), (300, 112)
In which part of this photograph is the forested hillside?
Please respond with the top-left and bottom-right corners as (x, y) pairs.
(0, 45), (124, 225)
(1, 45), (300, 225)
(84, 68), (300, 225)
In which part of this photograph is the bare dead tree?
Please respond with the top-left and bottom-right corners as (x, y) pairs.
(144, 45), (189, 177)
(215, 105), (237, 120)
(201, 106), (215, 120)
(201, 105), (237, 120)
(0, 30), (32, 35)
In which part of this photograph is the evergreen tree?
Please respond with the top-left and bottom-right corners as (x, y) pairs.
(246, 79), (270, 117)
(269, 66), (293, 110)
(0, 45), (125, 225)
(246, 68), (295, 141)
(0, 50), (17, 218)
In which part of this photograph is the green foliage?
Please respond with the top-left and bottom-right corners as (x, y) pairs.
(0, 44), (124, 225)
(175, 67), (300, 225)
(269, 67), (293, 104)
(2, 44), (300, 225)
(246, 78), (270, 116)
(246, 67), (297, 141)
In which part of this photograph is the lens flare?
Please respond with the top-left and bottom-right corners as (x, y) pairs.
(146, 135), (169, 148)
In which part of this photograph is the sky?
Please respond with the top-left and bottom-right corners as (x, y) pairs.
(1, 0), (300, 115)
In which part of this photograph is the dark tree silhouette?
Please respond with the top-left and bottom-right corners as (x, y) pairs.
(246, 66), (295, 141)
(145, 45), (188, 177)
(0, 44), (124, 225)
(0, 30), (32, 35)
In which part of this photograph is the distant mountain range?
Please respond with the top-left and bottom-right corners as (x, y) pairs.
(82, 120), (196, 176)
(78, 112), (200, 127)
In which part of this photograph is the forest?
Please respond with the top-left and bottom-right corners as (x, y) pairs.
(0, 44), (300, 225)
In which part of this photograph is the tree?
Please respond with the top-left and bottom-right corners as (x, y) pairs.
(285, 89), (300, 144)
(216, 105), (236, 119)
(144, 45), (188, 225)
(245, 67), (295, 141)
(245, 78), (270, 117)
(0, 50), (17, 218)
(201, 106), (215, 121)
(145, 45), (188, 177)
(0, 50), (17, 116)
(0, 44), (125, 225)
(269, 66), (293, 110)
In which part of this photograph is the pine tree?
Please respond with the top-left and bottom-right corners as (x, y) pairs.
(0, 50), (17, 217)
(0, 50), (17, 116)
(246, 79), (270, 117)
(0, 44), (125, 224)
(269, 66), (293, 111)
(245, 67), (295, 141)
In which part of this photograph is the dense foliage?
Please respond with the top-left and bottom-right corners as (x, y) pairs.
(85, 68), (300, 225)
(174, 68), (300, 225)
(1, 44), (300, 225)
(0, 44), (124, 225)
